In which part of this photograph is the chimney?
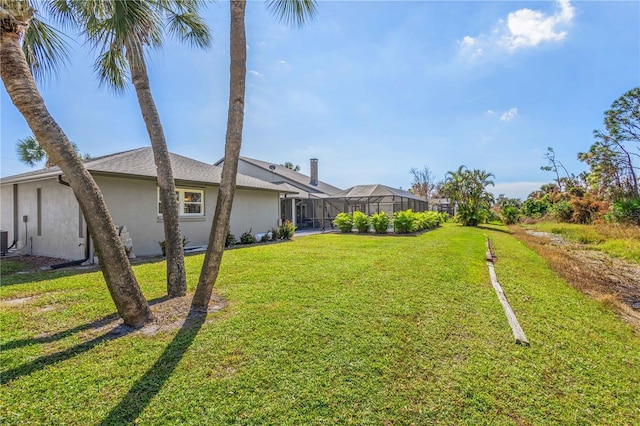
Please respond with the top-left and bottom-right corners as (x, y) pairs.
(310, 158), (318, 186)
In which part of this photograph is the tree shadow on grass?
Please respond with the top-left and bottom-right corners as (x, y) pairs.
(0, 296), (170, 352)
(98, 307), (207, 426)
(1, 323), (136, 385)
(477, 225), (513, 235)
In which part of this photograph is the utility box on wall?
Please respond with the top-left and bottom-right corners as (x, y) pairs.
(0, 231), (8, 255)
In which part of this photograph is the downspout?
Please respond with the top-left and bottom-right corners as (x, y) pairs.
(51, 175), (91, 269)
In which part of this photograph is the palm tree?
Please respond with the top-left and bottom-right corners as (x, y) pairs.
(16, 135), (89, 167)
(1, 1), (153, 327)
(192, 0), (317, 309)
(443, 166), (494, 226)
(62, 0), (211, 298)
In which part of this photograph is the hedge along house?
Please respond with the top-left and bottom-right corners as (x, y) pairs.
(0, 148), (292, 261)
(215, 157), (343, 231)
(324, 184), (428, 216)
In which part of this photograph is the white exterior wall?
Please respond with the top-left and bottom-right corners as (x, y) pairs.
(0, 179), (85, 260)
(228, 189), (280, 238)
(1, 175), (281, 260)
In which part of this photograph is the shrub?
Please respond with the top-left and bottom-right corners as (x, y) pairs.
(352, 211), (370, 233)
(551, 200), (573, 222)
(240, 229), (257, 245)
(611, 197), (640, 225)
(279, 220), (296, 240)
(521, 198), (550, 218)
(158, 237), (188, 256)
(371, 212), (390, 234)
(393, 209), (416, 233)
(500, 205), (520, 225)
(261, 233), (270, 243)
(225, 230), (237, 247)
(333, 213), (354, 233)
(270, 228), (279, 241)
(570, 196), (609, 225)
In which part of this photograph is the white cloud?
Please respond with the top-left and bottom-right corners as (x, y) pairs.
(278, 60), (287, 65)
(458, 0), (575, 60)
(501, 0), (575, 50)
(248, 70), (263, 77)
(500, 108), (518, 121)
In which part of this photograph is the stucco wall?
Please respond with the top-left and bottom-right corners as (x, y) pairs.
(0, 179), (85, 259)
(2, 175), (281, 260)
(228, 188), (280, 238)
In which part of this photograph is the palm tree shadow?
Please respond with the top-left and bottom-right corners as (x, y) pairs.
(0, 296), (171, 352)
(1, 323), (136, 385)
(98, 307), (208, 425)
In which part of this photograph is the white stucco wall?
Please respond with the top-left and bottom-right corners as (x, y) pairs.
(0, 179), (85, 259)
(228, 188), (280, 238)
(2, 174), (281, 260)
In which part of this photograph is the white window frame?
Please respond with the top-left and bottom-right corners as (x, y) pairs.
(157, 188), (204, 217)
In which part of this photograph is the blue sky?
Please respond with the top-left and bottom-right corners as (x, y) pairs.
(2, 0), (639, 199)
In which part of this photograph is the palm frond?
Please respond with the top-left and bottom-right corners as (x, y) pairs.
(95, 47), (129, 92)
(21, 15), (71, 81)
(16, 135), (47, 167)
(266, 0), (317, 28)
(165, 11), (211, 48)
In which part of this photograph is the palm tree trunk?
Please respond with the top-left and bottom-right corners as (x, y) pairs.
(1, 30), (153, 327)
(126, 40), (187, 297)
(192, 0), (246, 309)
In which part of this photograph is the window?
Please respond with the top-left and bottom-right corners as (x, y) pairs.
(158, 188), (204, 217)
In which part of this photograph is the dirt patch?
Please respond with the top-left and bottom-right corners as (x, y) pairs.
(1, 255), (77, 273)
(81, 293), (228, 340)
(511, 226), (640, 332)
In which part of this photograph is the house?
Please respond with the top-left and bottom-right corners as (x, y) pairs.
(215, 157), (343, 230)
(216, 157), (429, 230)
(0, 148), (291, 260)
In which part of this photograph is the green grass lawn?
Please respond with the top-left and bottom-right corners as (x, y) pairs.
(1, 224), (639, 425)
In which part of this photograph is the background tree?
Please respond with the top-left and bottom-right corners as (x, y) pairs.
(409, 166), (436, 201)
(1, 1), (153, 326)
(65, 0), (211, 297)
(581, 87), (639, 199)
(16, 135), (89, 167)
(192, 0), (317, 309)
(441, 165), (495, 226)
(282, 161), (300, 171)
(541, 147), (571, 192)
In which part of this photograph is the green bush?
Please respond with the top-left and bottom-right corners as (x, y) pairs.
(371, 212), (390, 234)
(500, 205), (520, 225)
(551, 200), (573, 222)
(521, 198), (550, 218)
(279, 220), (296, 240)
(353, 211), (370, 233)
(225, 230), (237, 247)
(270, 228), (279, 241)
(612, 197), (640, 225)
(240, 229), (257, 245)
(393, 209), (416, 234)
(158, 237), (188, 256)
(333, 213), (354, 233)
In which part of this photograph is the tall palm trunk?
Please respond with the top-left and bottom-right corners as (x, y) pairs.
(1, 29), (153, 327)
(126, 40), (187, 297)
(192, 0), (246, 308)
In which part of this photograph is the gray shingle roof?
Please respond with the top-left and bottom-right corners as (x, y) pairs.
(216, 156), (342, 196)
(1, 147), (292, 193)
